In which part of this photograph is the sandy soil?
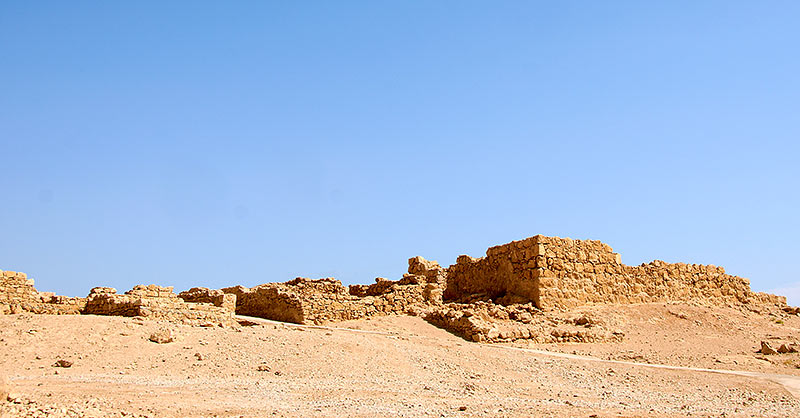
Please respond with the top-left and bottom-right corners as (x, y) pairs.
(2, 303), (799, 417)
(517, 302), (800, 375)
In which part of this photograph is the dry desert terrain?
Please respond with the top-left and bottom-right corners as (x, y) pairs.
(2, 302), (800, 418)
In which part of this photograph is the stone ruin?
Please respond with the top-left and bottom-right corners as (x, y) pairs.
(426, 235), (786, 343)
(0, 269), (236, 326)
(83, 285), (237, 326)
(0, 235), (793, 343)
(222, 256), (446, 325)
(444, 235), (782, 309)
(0, 269), (84, 315)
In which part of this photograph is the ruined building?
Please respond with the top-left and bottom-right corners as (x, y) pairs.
(444, 235), (782, 309)
(220, 256), (446, 324)
(0, 235), (790, 343)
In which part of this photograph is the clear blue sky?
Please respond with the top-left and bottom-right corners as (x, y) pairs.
(2, 2), (799, 304)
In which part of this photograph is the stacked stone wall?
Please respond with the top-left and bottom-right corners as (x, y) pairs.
(445, 235), (783, 310)
(83, 285), (236, 326)
(223, 282), (309, 323)
(223, 257), (446, 325)
(177, 287), (237, 312)
(1, 269), (86, 314)
(0, 270), (40, 314)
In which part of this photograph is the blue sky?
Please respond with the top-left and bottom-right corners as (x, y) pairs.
(2, 2), (799, 304)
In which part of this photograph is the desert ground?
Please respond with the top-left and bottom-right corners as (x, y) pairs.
(2, 302), (800, 418)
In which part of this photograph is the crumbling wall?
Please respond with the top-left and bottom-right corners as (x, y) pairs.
(0, 270), (40, 314)
(1, 269), (86, 315)
(83, 285), (236, 326)
(223, 282), (309, 323)
(177, 287), (236, 312)
(223, 257), (446, 325)
(31, 293), (86, 315)
(224, 277), (426, 324)
(445, 235), (782, 310)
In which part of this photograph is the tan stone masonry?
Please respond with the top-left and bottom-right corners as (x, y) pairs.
(0, 269), (85, 315)
(1, 235), (790, 339)
(222, 257), (446, 324)
(83, 285), (237, 326)
(444, 235), (784, 309)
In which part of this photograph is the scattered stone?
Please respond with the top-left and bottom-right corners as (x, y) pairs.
(458, 406), (467, 411)
(668, 310), (689, 320)
(194, 353), (205, 361)
(0, 376), (11, 401)
(52, 359), (73, 368)
(760, 341), (779, 355)
(257, 364), (271, 372)
(783, 306), (800, 315)
(149, 329), (174, 344)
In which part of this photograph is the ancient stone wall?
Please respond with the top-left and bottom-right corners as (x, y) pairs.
(1, 269), (86, 315)
(222, 281), (314, 324)
(177, 287), (237, 312)
(0, 269), (40, 314)
(444, 235), (783, 310)
(223, 257), (446, 325)
(83, 285), (236, 326)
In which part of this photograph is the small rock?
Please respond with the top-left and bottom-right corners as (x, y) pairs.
(574, 316), (591, 326)
(458, 406), (467, 411)
(0, 376), (11, 401)
(194, 353), (205, 361)
(778, 344), (798, 354)
(760, 341), (779, 355)
(257, 364), (271, 372)
(149, 329), (174, 344)
(53, 360), (73, 368)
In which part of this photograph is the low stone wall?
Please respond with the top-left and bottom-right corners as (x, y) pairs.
(224, 277), (425, 324)
(445, 235), (785, 310)
(223, 257), (446, 325)
(32, 293), (87, 315)
(177, 287), (236, 312)
(83, 285), (237, 326)
(222, 282), (311, 324)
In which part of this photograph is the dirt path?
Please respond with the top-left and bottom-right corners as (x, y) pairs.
(491, 344), (800, 399)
